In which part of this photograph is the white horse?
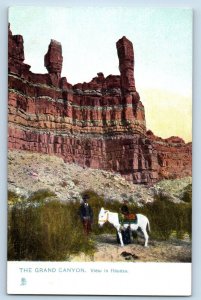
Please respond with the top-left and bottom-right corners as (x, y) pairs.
(98, 207), (150, 247)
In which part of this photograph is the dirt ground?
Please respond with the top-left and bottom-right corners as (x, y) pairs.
(70, 234), (191, 263)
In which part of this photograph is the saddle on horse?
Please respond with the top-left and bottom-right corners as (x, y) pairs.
(123, 213), (137, 224)
(119, 213), (138, 225)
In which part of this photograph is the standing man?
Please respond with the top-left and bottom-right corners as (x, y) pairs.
(79, 194), (93, 235)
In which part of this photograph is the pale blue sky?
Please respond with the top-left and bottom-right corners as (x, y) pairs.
(9, 7), (192, 141)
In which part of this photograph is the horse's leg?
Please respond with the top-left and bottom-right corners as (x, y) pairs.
(141, 228), (149, 247)
(117, 228), (124, 247)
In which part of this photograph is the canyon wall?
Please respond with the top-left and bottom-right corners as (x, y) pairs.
(8, 26), (192, 184)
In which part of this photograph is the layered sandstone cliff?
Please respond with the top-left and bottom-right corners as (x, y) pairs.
(8, 26), (192, 184)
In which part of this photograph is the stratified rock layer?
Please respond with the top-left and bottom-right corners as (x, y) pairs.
(8, 27), (192, 184)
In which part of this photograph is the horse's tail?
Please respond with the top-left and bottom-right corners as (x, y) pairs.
(147, 219), (151, 233)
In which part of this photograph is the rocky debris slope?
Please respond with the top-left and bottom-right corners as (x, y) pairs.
(8, 150), (192, 204)
(8, 25), (192, 185)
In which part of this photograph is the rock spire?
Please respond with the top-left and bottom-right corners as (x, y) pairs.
(116, 36), (136, 94)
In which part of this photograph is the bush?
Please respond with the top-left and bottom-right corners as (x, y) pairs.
(181, 184), (192, 203)
(133, 196), (192, 240)
(28, 189), (56, 202)
(8, 191), (25, 204)
(8, 196), (95, 261)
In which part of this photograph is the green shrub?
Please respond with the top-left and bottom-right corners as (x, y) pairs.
(133, 197), (192, 240)
(28, 189), (56, 202)
(8, 199), (95, 261)
(181, 184), (192, 203)
(8, 191), (25, 204)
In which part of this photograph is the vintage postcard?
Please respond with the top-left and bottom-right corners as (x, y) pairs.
(7, 7), (192, 295)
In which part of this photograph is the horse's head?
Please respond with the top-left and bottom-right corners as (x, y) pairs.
(98, 207), (109, 227)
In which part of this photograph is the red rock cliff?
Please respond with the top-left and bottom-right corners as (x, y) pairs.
(8, 27), (192, 184)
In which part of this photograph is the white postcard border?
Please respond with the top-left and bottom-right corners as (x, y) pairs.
(7, 261), (191, 296)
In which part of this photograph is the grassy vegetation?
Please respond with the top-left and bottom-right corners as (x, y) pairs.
(8, 190), (96, 261)
(136, 196), (192, 240)
(8, 187), (192, 261)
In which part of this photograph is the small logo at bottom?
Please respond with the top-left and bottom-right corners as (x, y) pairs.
(20, 277), (27, 286)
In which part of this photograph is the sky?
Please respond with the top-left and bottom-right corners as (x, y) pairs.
(9, 7), (192, 142)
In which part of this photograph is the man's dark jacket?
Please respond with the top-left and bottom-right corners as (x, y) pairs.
(79, 203), (93, 221)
